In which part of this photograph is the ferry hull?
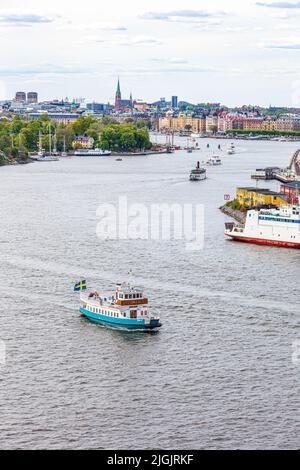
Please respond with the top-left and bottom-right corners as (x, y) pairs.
(225, 233), (300, 249)
(80, 307), (161, 330)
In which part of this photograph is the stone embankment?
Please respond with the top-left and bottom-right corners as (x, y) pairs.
(219, 204), (246, 224)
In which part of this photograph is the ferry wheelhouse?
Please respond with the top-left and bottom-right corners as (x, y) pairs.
(80, 283), (161, 330)
(225, 205), (300, 248)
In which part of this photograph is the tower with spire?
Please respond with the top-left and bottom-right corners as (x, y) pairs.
(115, 78), (122, 111)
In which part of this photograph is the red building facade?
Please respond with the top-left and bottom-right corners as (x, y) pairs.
(280, 182), (300, 204)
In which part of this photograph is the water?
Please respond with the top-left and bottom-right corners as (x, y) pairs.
(0, 138), (299, 449)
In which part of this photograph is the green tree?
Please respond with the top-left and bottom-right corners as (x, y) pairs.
(11, 115), (24, 134)
(99, 123), (152, 152)
(0, 132), (11, 156)
(0, 151), (7, 165)
(72, 116), (96, 136)
(56, 125), (75, 151)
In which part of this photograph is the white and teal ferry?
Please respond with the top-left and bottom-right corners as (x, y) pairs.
(79, 283), (162, 331)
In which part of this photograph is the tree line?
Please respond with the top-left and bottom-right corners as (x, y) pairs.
(0, 114), (152, 164)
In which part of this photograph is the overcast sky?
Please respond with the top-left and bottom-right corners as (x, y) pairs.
(1, 0), (300, 106)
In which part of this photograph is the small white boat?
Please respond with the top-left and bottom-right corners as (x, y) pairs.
(36, 154), (59, 162)
(227, 143), (236, 155)
(30, 150), (59, 162)
(74, 149), (111, 157)
(206, 155), (222, 166)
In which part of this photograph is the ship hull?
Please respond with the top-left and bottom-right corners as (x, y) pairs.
(225, 233), (300, 249)
(80, 307), (161, 330)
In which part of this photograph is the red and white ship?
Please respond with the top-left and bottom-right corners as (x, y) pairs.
(225, 205), (300, 249)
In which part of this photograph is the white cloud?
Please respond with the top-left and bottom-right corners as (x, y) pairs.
(140, 9), (226, 22)
(269, 43), (300, 48)
(0, 63), (92, 77)
(62, 22), (127, 31)
(259, 36), (300, 49)
(0, 11), (57, 26)
(0, 0), (298, 105)
(84, 34), (162, 46)
(150, 57), (188, 64)
(256, 1), (300, 8)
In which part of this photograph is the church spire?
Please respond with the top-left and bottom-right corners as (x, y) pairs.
(116, 78), (121, 99)
(115, 78), (122, 110)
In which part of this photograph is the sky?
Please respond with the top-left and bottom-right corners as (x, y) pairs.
(1, 0), (300, 106)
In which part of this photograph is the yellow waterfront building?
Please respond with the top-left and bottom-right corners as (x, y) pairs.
(236, 187), (287, 208)
(159, 115), (206, 133)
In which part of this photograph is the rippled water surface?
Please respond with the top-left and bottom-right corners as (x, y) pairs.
(0, 138), (299, 449)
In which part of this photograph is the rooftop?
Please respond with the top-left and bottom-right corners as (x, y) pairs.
(281, 181), (300, 189)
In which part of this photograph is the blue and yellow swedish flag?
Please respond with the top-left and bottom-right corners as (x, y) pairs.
(74, 280), (87, 292)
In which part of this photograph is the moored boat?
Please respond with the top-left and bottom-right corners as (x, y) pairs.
(74, 148), (111, 157)
(30, 150), (59, 162)
(225, 205), (300, 248)
(78, 282), (162, 330)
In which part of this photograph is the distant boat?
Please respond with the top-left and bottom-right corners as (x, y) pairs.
(206, 155), (222, 166)
(227, 143), (236, 155)
(190, 161), (207, 181)
(30, 125), (59, 161)
(74, 149), (111, 157)
(61, 136), (68, 157)
(191, 133), (201, 138)
(36, 155), (59, 162)
(29, 130), (58, 161)
(29, 150), (59, 162)
(185, 137), (193, 153)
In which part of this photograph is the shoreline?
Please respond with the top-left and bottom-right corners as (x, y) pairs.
(219, 204), (246, 224)
(111, 149), (171, 156)
(156, 132), (300, 142)
(0, 158), (33, 167)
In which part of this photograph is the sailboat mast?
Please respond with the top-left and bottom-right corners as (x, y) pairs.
(49, 123), (52, 155)
(38, 131), (42, 152)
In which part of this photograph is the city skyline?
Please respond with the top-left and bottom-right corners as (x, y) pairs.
(1, 0), (300, 106)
